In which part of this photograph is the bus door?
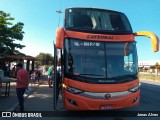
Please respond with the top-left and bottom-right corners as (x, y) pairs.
(53, 44), (62, 110)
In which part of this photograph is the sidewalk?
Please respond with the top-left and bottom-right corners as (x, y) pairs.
(0, 76), (61, 111)
(14, 76), (65, 112)
(0, 80), (39, 111)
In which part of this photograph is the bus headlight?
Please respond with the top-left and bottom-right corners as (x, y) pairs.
(66, 86), (84, 94)
(129, 85), (140, 93)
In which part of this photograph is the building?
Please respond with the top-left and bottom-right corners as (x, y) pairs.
(138, 60), (160, 68)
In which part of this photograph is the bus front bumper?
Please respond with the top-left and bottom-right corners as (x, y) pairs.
(64, 89), (140, 110)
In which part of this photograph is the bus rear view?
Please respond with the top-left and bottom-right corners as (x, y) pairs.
(55, 8), (159, 110)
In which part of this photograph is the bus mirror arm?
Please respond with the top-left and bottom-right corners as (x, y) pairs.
(134, 31), (159, 52)
(56, 27), (64, 49)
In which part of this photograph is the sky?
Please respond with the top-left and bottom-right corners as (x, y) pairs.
(0, 0), (160, 61)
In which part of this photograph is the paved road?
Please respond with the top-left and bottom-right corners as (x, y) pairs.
(128, 80), (160, 111)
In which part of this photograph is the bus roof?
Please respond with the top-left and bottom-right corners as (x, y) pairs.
(65, 7), (123, 14)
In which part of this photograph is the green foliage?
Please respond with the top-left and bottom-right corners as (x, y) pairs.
(144, 67), (149, 70)
(35, 53), (54, 66)
(0, 10), (25, 56)
(155, 62), (160, 69)
(150, 65), (155, 69)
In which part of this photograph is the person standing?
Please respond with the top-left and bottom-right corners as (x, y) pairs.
(12, 65), (16, 78)
(35, 69), (41, 83)
(48, 66), (54, 88)
(16, 63), (29, 112)
(30, 71), (36, 86)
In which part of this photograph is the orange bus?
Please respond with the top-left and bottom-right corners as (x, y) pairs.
(54, 7), (159, 110)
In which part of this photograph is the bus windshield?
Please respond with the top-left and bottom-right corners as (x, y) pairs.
(65, 8), (132, 34)
(64, 39), (138, 83)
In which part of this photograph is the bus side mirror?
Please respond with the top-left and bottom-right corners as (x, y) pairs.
(56, 27), (64, 49)
(134, 31), (159, 52)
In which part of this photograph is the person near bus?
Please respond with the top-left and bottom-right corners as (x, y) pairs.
(48, 65), (54, 88)
(30, 70), (36, 85)
(16, 63), (29, 112)
(35, 69), (41, 83)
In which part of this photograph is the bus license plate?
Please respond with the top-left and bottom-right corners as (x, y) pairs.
(100, 105), (113, 110)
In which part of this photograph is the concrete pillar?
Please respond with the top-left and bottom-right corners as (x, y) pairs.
(32, 61), (34, 71)
(26, 60), (30, 72)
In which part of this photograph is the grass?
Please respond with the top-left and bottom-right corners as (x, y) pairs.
(138, 73), (160, 82)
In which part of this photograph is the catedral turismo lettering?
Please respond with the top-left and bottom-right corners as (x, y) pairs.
(87, 35), (114, 39)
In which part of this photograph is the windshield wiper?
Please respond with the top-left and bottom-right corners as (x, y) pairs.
(79, 74), (105, 77)
(113, 74), (138, 80)
(71, 75), (94, 83)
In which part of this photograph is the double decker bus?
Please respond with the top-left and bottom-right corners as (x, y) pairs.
(53, 7), (159, 110)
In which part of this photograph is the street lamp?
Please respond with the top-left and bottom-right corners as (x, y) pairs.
(56, 10), (63, 27)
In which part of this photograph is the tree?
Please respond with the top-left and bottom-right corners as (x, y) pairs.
(0, 10), (25, 56)
(35, 53), (54, 66)
(155, 62), (160, 76)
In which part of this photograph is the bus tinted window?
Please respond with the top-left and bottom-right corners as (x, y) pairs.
(65, 8), (132, 33)
(64, 38), (138, 82)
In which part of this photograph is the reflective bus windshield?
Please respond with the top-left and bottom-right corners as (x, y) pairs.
(64, 39), (138, 83)
(65, 8), (132, 33)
